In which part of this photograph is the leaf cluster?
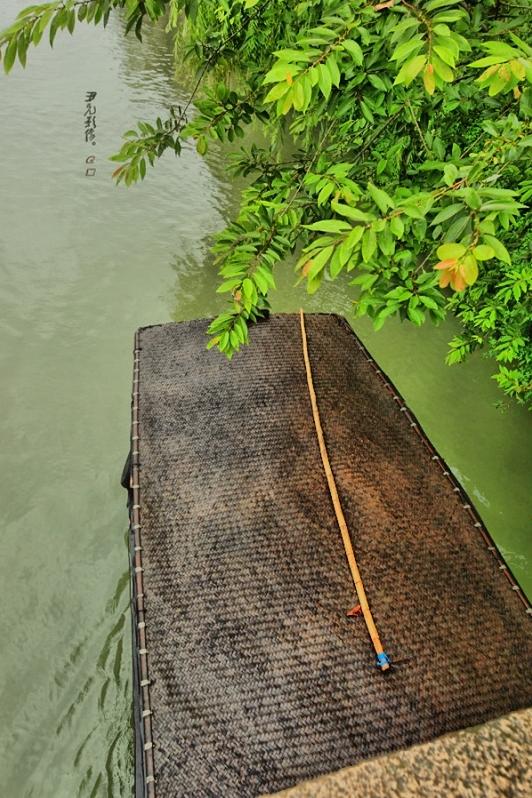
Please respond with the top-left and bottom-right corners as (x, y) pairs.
(2, 0), (532, 406)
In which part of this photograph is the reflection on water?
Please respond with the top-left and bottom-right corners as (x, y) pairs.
(0, 2), (530, 796)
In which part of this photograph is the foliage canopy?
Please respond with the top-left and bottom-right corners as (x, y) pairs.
(2, 0), (531, 406)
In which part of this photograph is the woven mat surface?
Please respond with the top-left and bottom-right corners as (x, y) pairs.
(132, 314), (531, 798)
(263, 709), (532, 798)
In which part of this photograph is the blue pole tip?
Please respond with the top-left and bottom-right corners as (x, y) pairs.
(376, 652), (391, 670)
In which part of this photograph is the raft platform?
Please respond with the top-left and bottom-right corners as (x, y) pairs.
(124, 314), (531, 798)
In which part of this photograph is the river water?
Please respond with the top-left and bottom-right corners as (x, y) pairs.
(0, 4), (530, 796)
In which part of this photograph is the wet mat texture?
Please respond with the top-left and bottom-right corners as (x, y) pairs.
(129, 314), (531, 798)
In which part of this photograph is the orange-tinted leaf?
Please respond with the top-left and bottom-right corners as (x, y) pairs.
(451, 271), (466, 291)
(423, 63), (435, 95)
(435, 258), (456, 270)
(439, 270), (451, 288)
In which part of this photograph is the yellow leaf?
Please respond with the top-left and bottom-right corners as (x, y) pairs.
(423, 63), (435, 95)
(460, 254), (478, 286)
(437, 243), (466, 260)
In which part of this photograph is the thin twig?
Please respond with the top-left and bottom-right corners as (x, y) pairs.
(406, 99), (430, 155)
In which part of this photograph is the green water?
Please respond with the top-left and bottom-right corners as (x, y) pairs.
(0, 4), (530, 796)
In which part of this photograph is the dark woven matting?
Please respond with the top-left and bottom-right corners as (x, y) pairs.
(125, 313), (531, 798)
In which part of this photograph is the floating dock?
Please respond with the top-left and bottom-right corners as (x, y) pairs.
(124, 314), (531, 798)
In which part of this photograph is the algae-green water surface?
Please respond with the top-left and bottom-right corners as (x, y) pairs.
(0, 3), (530, 795)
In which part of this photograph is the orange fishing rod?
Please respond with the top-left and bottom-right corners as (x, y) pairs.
(299, 309), (390, 671)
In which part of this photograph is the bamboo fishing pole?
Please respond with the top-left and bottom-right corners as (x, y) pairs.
(299, 310), (391, 671)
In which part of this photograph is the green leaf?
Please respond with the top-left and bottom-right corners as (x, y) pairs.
(481, 235), (511, 264)
(304, 219), (351, 233)
(329, 246), (345, 278)
(391, 37), (424, 64)
(368, 73), (387, 92)
(400, 193), (433, 219)
(469, 56), (505, 68)
(482, 41), (521, 60)
(216, 278), (242, 293)
(331, 201), (371, 222)
(374, 303), (399, 331)
(196, 136), (208, 156)
(351, 272), (377, 289)
(433, 44), (455, 67)
(432, 54), (454, 82)
(37, 8), (54, 35)
(407, 306), (425, 325)
(317, 182), (335, 206)
(307, 245), (334, 279)
(386, 287), (412, 301)
(17, 33), (28, 67)
(317, 62), (332, 99)
(273, 48), (317, 62)
(359, 99), (374, 123)
(444, 214), (469, 243)
(219, 331), (230, 351)
(263, 63), (301, 84)
(307, 273), (323, 295)
(463, 189), (481, 210)
(443, 163), (458, 186)
(67, 9), (76, 35)
(342, 39), (363, 65)
(394, 55), (427, 86)
(279, 88), (294, 115)
(292, 79), (305, 111)
(432, 204), (463, 225)
(263, 82), (290, 103)
(242, 277), (256, 301)
(3, 36), (18, 73)
(367, 182), (394, 213)
(326, 55), (340, 88)
(361, 228), (377, 262)
(425, 0), (463, 11)
(432, 10), (466, 23)
(390, 215), (404, 238)
(377, 224), (393, 256)
(473, 244), (495, 261)
(419, 295), (439, 310)
(253, 270), (268, 293)
(342, 225), (364, 253)
(300, 74), (313, 111)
